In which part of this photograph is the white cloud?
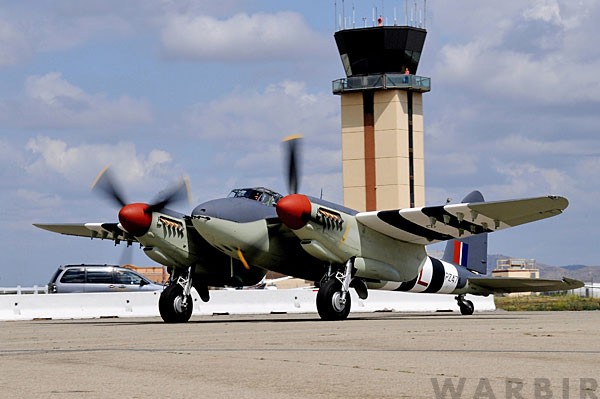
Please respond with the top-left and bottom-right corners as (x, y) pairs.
(0, 5), (137, 67)
(422, 0), (600, 229)
(490, 162), (571, 198)
(25, 136), (175, 189)
(0, 0), (265, 68)
(182, 80), (342, 200)
(522, 0), (562, 25)
(432, 1), (600, 104)
(161, 11), (328, 62)
(495, 135), (600, 156)
(186, 80), (338, 143)
(0, 72), (153, 129)
(25, 72), (86, 105)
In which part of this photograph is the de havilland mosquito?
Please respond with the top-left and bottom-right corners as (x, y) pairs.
(35, 137), (583, 322)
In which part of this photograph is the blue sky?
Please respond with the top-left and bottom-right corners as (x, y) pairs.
(1, 0), (599, 285)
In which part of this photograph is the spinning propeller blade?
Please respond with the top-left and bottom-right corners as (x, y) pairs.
(277, 135), (313, 230)
(90, 166), (191, 237)
(283, 134), (302, 194)
(148, 176), (192, 212)
(91, 166), (128, 208)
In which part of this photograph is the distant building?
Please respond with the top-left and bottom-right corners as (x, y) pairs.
(123, 265), (168, 284)
(265, 271), (312, 290)
(492, 258), (540, 279)
(492, 258), (539, 296)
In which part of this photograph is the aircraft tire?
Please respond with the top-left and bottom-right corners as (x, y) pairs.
(316, 278), (351, 321)
(159, 284), (193, 323)
(459, 300), (474, 316)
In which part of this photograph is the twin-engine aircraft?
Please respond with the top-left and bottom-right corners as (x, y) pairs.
(35, 137), (583, 322)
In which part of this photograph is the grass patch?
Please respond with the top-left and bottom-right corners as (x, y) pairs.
(495, 295), (600, 311)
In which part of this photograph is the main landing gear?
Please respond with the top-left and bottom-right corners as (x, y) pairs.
(316, 258), (368, 321)
(455, 294), (474, 315)
(159, 266), (194, 323)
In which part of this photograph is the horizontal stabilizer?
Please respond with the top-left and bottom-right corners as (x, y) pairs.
(467, 277), (584, 295)
(356, 195), (568, 245)
(34, 223), (135, 243)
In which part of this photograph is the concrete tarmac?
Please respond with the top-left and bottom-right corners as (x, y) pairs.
(1, 311), (599, 399)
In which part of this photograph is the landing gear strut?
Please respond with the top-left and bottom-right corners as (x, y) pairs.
(316, 258), (356, 321)
(159, 266), (194, 323)
(455, 294), (474, 315)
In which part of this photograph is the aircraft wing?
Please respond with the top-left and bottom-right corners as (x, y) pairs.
(355, 195), (568, 245)
(466, 277), (584, 295)
(34, 223), (136, 243)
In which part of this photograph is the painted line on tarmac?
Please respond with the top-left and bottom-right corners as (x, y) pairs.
(2, 347), (600, 355)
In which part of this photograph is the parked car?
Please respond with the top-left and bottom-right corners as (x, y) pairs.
(48, 264), (164, 293)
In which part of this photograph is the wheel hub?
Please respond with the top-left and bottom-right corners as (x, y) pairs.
(173, 295), (188, 314)
(331, 291), (346, 312)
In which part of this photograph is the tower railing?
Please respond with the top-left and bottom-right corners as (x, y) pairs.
(332, 73), (431, 94)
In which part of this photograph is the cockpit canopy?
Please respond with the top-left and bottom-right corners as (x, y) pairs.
(227, 187), (283, 207)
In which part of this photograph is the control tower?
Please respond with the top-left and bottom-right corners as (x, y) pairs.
(332, 25), (431, 211)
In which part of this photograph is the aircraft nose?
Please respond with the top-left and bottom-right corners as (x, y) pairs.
(276, 194), (311, 230)
(192, 202), (217, 220)
(118, 203), (152, 236)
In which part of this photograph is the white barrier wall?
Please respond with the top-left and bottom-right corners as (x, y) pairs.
(0, 289), (495, 321)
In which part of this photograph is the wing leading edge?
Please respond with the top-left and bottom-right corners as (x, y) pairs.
(355, 195), (568, 245)
(34, 223), (136, 243)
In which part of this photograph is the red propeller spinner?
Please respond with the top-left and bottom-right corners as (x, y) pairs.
(118, 203), (152, 237)
(91, 166), (190, 238)
(276, 194), (312, 230)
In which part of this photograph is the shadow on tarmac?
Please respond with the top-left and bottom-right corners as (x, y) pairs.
(32, 311), (529, 327)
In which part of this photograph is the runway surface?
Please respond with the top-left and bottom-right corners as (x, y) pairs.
(1, 311), (599, 398)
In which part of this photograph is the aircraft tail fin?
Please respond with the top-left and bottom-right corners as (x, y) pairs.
(442, 191), (488, 275)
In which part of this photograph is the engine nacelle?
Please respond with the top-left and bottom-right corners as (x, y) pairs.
(137, 212), (200, 268)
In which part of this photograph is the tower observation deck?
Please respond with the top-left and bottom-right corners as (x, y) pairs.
(333, 26), (431, 94)
(332, 25), (431, 211)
